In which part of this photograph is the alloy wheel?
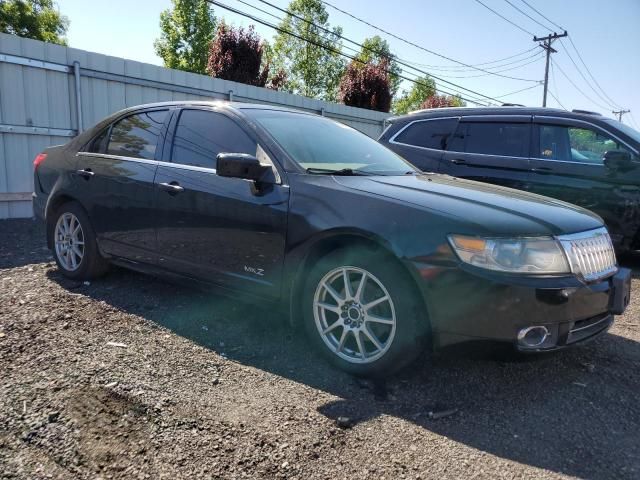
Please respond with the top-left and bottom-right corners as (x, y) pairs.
(54, 212), (85, 271)
(313, 266), (397, 364)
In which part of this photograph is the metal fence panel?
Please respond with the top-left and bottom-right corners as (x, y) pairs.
(0, 33), (391, 218)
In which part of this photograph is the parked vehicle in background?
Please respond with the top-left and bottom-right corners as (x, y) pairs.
(379, 107), (640, 253)
(33, 102), (631, 377)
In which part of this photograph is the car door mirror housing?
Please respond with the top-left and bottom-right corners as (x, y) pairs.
(603, 150), (632, 170)
(216, 153), (275, 183)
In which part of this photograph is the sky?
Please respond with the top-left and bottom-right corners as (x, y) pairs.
(57, 0), (640, 129)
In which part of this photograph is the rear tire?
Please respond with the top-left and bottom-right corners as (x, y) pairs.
(50, 201), (109, 280)
(302, 247), (429, 377)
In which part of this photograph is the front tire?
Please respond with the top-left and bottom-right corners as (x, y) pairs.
(50, 201), (108, 280)
(302, 247), (429, 377)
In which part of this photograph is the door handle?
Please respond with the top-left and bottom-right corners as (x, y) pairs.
(75, 168), (94, 179)
(530, 166), (553, 173)
(158, 182), (185, 194)
(449, 158), (467, 165)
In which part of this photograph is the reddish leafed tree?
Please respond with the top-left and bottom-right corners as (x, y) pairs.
(267, 68), (287, 91)
(207, 23), (269, 87)
(419, 94), (463, 109)
(338, 60), (391, 112)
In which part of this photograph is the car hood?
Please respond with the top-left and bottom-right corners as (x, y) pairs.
(334, 173), (603, 237)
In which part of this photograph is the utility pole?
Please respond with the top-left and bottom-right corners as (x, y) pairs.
(612, 109), (630, 122)
(534, 31), (568, 107)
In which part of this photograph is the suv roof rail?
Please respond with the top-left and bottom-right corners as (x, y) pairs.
(572, 109), (602, 116)
(501, 103), (525, 107)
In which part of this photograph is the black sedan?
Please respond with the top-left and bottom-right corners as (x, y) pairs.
(33, 101), (631, 376)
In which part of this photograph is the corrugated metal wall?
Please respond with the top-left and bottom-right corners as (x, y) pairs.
(0, 33), (391, 219)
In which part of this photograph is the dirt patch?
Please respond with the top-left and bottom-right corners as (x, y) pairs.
(1, 218), (639, 479)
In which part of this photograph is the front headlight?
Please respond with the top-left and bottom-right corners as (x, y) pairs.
(448, 234), (571, 274)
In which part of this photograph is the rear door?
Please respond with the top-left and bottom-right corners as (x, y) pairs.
(529, 116), (640, 244)
(439, 115), (532, 191)
(153, 107), (289, 299)
(74, 108), (171, 263)
(386, 117), (458, 172)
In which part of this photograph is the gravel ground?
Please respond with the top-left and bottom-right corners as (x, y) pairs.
(1, 218), (639, 480)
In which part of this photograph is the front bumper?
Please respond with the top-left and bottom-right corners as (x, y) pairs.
(419, 262), (632, 351)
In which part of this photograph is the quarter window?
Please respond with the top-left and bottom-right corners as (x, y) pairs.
(87, 127), (110, 153)
(171, 109), (257, 169)
(539, 124), (636, 164)
(107, 110), (168, 160)
(393, 118), (458, 150)
(449, 122), (529, 157)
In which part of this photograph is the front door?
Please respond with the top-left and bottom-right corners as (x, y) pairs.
(154, 108), (289, 299)
(74, 108), (171, 263)
(528, 117), (640, 245)
(439, 115), (532, 191)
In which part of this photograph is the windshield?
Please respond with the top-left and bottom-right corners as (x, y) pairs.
(603, 118), (640, 145)
(247, 109), (417, 175)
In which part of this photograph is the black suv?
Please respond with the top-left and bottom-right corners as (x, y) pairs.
(379, 107), (640, 252)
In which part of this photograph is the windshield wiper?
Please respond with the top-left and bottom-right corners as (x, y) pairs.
(305, 167), (369, 176)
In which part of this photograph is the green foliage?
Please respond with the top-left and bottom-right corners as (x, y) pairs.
(392, 76), (436, 114)
(355, 36), (401, 97)
(154, 0), (216, 74)
(0, 0), (69, 45)
(270, 0), (345, 101)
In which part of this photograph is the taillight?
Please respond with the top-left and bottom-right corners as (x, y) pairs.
(34, 153), (47, 171)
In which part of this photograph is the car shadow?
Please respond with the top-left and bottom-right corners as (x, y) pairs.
(45, 265), (640, 480)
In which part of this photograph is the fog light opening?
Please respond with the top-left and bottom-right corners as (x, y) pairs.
(518, 326), (550, 348)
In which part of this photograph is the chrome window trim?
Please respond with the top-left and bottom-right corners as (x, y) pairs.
(76, 151), (288, 185)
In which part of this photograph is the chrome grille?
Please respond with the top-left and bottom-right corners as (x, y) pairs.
(557, 227), (617, 281)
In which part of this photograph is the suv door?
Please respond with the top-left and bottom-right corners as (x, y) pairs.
(439, 115), (532, 191)
(529, 116), (640, 246)
(74, 108), (171, 263)
(154, 108), (289, 299)
(386, 117), (458, 172)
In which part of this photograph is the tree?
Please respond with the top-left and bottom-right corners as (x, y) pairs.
(355, 36), (401, 97)
(154, 0), (216, 75)
(270, 0), (345, 101)
(392, 75), (436, 114)
(338, 59), (391, 112)
(0, 0), (69, 45)
(420, 94), (466, 109)
(207, 23), (268, 86)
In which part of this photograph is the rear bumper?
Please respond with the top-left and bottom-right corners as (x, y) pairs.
(417, 261), (631, 351)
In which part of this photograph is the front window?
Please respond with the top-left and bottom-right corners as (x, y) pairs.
(247, 110), (417, 175)
(538, 124), (638, 164)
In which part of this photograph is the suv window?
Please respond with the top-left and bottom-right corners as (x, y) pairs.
(449, 122), (529, 157)
(539, 124), (637, 164)
(393, 118), (458, 150)
(171, 109), (257, 169)
(107, 110), (168, 160)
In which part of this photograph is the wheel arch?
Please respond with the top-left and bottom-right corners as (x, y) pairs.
(44, 193), (83, 249)
(286, 229), (433, 340)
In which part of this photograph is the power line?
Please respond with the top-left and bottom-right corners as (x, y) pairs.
(492, 83), (541, 99)
(503, 0), (554, 32)
(551, 58), (610, 111)
(546, 88), (566, 110)
(472, 0), (534, 36)
(405, 47), (542, 72)
(429, 53), (544, 79)
(243, 0), (514, 103)
(519, 0), (565, 31)
(565, 37), (621, 109)
(321, 0), (538, 81)
(548, 60), (566, 109)
(207, 0), (492, 105)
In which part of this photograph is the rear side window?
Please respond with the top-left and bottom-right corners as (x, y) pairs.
(393, 118), (458, 150)
(86, 127), (110, 153)
(449, 122), (529, 158)
(107, 110), (168, 160)
(171, 109), (257, 169)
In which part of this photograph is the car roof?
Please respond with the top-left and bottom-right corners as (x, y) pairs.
(388, 106), (613, 124)
(113, 100), (311, 116)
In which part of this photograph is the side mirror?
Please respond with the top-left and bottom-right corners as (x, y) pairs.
(216, 153), (275, 183)
(603, 150), (632, 170)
